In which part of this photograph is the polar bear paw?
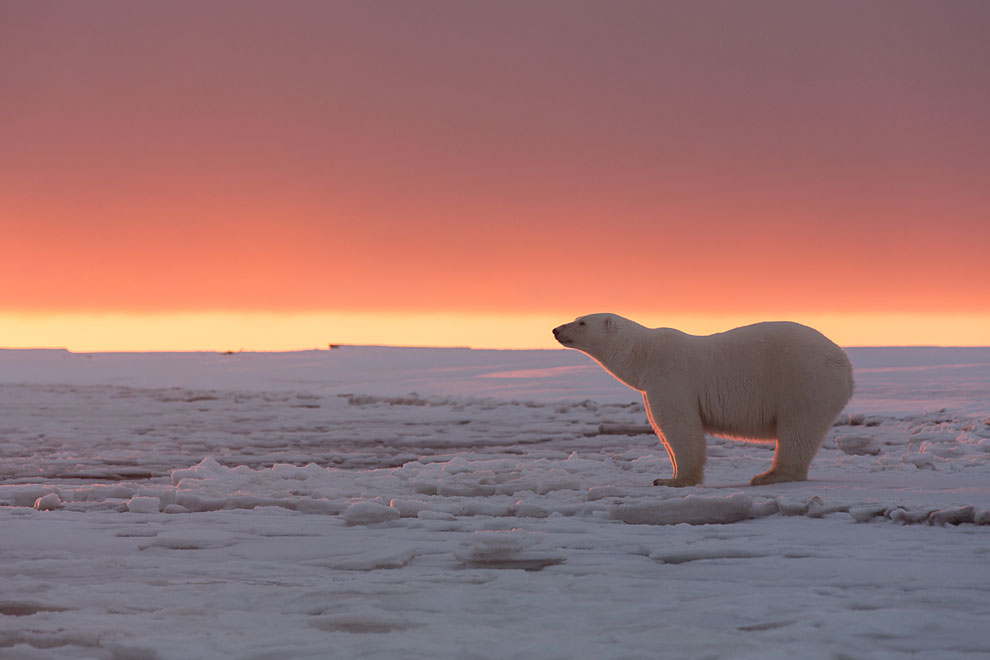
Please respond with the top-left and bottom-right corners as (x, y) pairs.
(653, 477), (701, 488)
(749, 469), (805, 486)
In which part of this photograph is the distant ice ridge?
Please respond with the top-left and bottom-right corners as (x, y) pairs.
(3, 344), (989, 412)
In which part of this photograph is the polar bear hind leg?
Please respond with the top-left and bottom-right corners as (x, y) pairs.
(750, 416), (828, 486)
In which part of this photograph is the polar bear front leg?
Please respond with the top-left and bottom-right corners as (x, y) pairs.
(643, 392), (706, 487)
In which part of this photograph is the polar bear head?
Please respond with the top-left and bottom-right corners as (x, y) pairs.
(553, 313), (651, 390)
(552, 313), (624, 357)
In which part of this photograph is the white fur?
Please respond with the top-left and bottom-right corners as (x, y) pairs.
(552, 314), (854, 486)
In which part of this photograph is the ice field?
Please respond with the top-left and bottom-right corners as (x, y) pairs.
(1, 346), (989, 659)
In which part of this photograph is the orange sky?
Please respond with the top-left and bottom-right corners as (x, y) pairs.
(2, 2), (989, 349)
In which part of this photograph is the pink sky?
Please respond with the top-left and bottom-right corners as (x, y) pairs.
(2, 1), (988, 348)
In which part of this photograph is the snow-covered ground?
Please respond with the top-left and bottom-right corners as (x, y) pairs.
(1, 346), (988, 659)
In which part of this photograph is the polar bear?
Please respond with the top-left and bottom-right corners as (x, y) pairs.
(552, 314), (854, 486)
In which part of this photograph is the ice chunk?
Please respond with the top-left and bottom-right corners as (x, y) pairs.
(776, 497), (813, 516)
(586, 485), (622, 501)
(514, 500), (549, 518)
(804, 496), (846, 518)
(887, 507), (935, 524)
(126, 496), (161, 514)
(902, 453), (936, 469)
(33, 493), (61, 511)
(835, 434), (880, 455)
(768, 495), (844, 519)
(342, 501), (400, 525)
(175, 492), (228, 512)
(171, 457), (229, 485)
(919, 442), (966, 458)
(749, 497), (780, 518)
(295, 499), (345, 515)
(849, 505), (887, 523)
(1, 485), (57, 508)
(928, 505), (974, 526)
(909, 430), (960, 446)
(437, 479), (497, 497)
(417, 510), (456, 521)
(388, 498), (432, 518)
(75, 484), (136, 502)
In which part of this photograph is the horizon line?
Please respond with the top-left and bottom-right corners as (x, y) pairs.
(3, 343), (990, 356)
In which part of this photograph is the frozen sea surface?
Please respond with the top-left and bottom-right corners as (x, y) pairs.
(0, 347), (988, 659)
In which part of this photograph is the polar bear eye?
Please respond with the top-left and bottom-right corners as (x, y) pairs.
(578, 321), (586, 327)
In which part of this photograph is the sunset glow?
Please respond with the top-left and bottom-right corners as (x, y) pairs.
(3, 3), (988, 350)
(3, 311), (989, 353)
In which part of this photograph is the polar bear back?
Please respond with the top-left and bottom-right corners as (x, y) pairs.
(660, 321), (853, 441)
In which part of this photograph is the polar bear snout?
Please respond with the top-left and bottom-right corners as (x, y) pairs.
(554, 318), (596, 347)
(553, 323), (582, 347)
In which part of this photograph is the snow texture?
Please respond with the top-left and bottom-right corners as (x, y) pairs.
(0, 346), (988, 659)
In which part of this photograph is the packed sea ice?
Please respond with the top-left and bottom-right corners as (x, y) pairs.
(0, 346), (988, 659)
